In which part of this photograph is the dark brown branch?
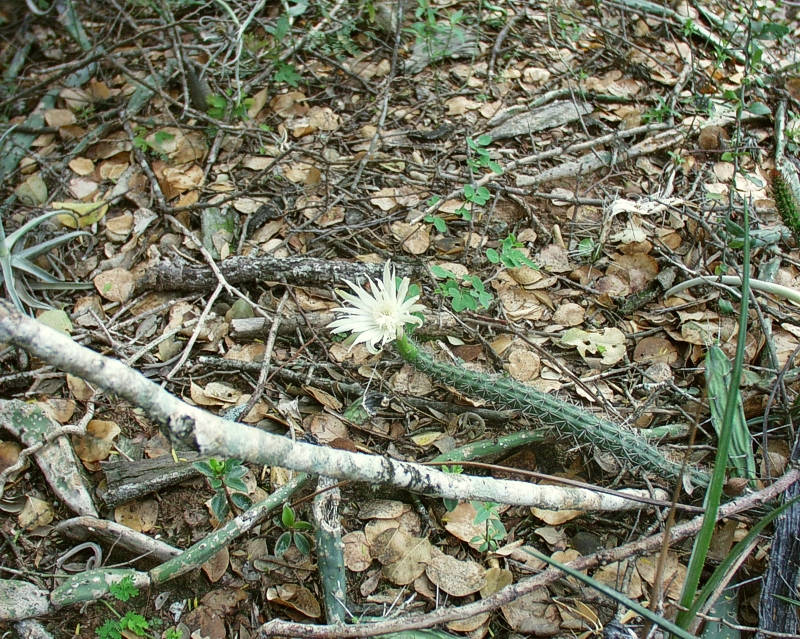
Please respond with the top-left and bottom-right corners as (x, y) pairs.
(136, 256), (427, 293)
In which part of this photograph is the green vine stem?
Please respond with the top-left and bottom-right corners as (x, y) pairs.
(395, 334), (710, 488)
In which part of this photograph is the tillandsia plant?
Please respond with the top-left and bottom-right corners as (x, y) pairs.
(328, 262), (711, 488)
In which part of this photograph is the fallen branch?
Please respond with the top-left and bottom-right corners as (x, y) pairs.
(258, 467), (800, 638)
(0, 300), (661, 511)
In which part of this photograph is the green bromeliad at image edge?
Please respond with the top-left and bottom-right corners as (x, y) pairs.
(327, 262), (711, 489)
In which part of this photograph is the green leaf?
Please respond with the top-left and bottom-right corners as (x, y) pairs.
(431, 265), (455, 279)
(275, 530), (292, 555)
(281, 503), (296, 528)
(746, 101), (770, 116)
(274, 62), (301, 87)
(223, 476), (248, 492)
(287, 0), (309, 17)
(751, 20), (789, 39)
(225, 463), (247, 479)
(294, 532), (312, 555)
(153, 130), (175, 146)
(488, 160), (503, 174)
(206, 94), (227, 119)
(486, 248), (499, 263)
(96, 620), (122, 639)
(119, 612), (149, 636)
(477, 134), (492, 146)
(211, 491), (229, 521)
(269, 14), (290, 40)
(443, 497), (458, 511)
(192, 461), (216, 477)
(37, 309), (73, 334)
(109, 575), (139, 602)
(230, 492), (252, 511)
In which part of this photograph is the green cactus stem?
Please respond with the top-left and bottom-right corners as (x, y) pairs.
(395, 333), (710, 488)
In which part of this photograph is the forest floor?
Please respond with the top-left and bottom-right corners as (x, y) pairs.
(1, 0), (800, 637)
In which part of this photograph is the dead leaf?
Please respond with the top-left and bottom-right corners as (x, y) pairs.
(506, 349), (541, 382)
(536, 244), (571, 272)
(425, 547), (486, 596)
(266, 584), (322, 618)
(381, 534), (432, 585)
(390, 364), (432, 395)
(552, 302), (584, 326)
(94, 268), (135, 303)
(114, 498), (158, 533)
(371, 186), (420, 211)
(202, 547), (230, 583)
(390, 221), (430, 255)
(53, 200), (108, 228)
(306, 413), (348, 444)
(560, 327), (627, 366)
(67, 374), (95, 402)
(0, 441), (22, 474)
(72, 419), (120, 462)
(19, 496), (54, 530)
(531, 505), (583, 525)
(343, 531), (372, 572)
(633, 336), (678, 364)
(45, 108), (76, 127)
(501, 586), (561, 634)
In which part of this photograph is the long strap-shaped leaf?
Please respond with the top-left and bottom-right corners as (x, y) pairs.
(395, 334), (710, 488)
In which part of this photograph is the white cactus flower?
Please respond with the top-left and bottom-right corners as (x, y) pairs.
(328, 262), (425, 354)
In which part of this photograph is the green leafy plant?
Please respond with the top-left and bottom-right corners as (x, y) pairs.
(467, 135), (503, 174)
(470, 501), (506, 552)
(273, 61), (302, 87)
(95, 576), (179, 639)
(132, 128), (174, 160)
(0, 210), (92, 312)
(274, 502), (313, 556)
(431, 264), (492, 312)
(406, 0), (467, 65)
(206, 92), (253, 121)
(463, 183), (490, 206)
(575, 237), (601, 262)
(486, 234), (537, 269)
(643, 96), (676, 123)
(193, 457), (252, 522)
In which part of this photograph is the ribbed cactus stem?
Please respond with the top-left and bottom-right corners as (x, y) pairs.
(395, 333), (709, 488)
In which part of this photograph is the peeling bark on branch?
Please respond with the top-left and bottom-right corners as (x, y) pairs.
(135, 255), (428, 293)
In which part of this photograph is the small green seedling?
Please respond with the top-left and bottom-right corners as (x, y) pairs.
(431, 265), (492, 312)
(206, 92), (254, 121)
(463, 184), (491, 206)
(486, 234), (538, 269)
(193, 458), (252, 522)
(467, 135), (503, 174)
(95, 576), (180, 639)
(275, 503), (314, 556)
(470, 501), (507, 552)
